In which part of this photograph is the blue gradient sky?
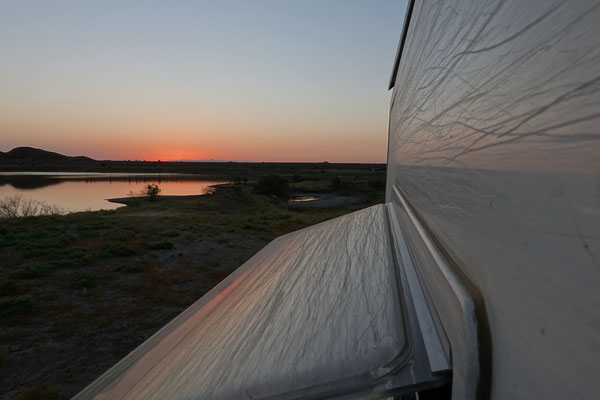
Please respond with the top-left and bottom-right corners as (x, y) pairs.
(0, 0), (407, 162)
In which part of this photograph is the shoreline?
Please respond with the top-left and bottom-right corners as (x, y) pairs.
(109, 191), (369, 208)
(107, 194), (213, 205)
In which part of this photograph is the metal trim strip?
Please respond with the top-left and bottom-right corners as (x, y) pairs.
(391, 184), (481, 400)
(386, 202), (450, 373)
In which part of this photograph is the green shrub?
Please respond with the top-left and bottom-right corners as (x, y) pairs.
(63, 247), (88, 258)
(115, 263), (143, 273)
(46, 259), (79, 269)
(254, 175), (289, 198)
(149, 240), (174, 250)
(43, 247), (91, 269)
(330, 176), (342, 190)
(109, 230), (134, 241)
(0, 278), (19, 296)
(368, 178), (386, 191)
(80, 230), (101, 238)
(0, 295), (38, 317)
(70, 272), (97, 289)
(62, 247), (90, 265)
(0, 232), (16, 247)
(12, 264), (49, 279)
(291, 174), (303, 182)
(100, 242), (135, 257)
(17, 233), (73, 258)
(17, 381), (59, 400)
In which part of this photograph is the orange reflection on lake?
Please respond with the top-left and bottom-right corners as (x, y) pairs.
(0, 173), (226, 213)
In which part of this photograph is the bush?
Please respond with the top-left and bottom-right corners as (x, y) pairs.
(0, 295), (38, 317)
(17, 232), (73, 258)
(62, 247), (89, 262)
(291, 174), (303, 182)
(17, 382), (59, 400)
(368, 179), (386, 191)
(70, 271), (97, 289)
(330, 176), (342, 190)
(127, 184), (161, 201)
(12, 264), (49, 279)
(0, 232), (16, 247)
(115, 263), (143, 273)
(44, 247), (91, 269)
(254, 175), (289, 198)
(145, 184), (161, 201)
(149, 240), (174, 250)
(242, 224), (261, 231)
(233, 176), (248, 185)
(100, 242), (135, 258)
(0, 278), (19, 296)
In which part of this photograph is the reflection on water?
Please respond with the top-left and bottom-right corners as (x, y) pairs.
(289, 195), (321, 203)
(0, 173), (227, 212)
(0, 175), (59, 189)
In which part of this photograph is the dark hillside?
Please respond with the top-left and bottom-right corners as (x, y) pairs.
(3, 147), (93, 162)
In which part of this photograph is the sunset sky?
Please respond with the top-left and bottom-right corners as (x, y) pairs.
(0, 0), (406, 162)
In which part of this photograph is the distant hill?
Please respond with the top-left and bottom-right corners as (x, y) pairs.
(0, 147), (94, 162)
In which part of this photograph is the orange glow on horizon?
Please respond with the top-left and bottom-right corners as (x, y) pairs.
(1, 123), (388, 163)
(141, 149), (209, 162)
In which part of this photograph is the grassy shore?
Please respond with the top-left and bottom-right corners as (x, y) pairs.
(0, 175), (384, 399)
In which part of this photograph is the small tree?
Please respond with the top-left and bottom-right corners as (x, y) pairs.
(145, 184), (161, 201)
(234, 176), (249, 185)
(330, 176), (342, 190)
(254, 175), (289, 199)
(291, 174), (303, 183)
(0, 195), (22, 218)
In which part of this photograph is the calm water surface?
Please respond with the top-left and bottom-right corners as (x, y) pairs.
(0, 172), (227, 212)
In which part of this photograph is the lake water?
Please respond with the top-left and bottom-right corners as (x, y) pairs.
(288, 195), (321, 203)
(0, 172), (227, 212)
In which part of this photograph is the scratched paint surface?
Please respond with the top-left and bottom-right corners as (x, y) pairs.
(387, 1), (600, 398)
(76, 205), (408, 399)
